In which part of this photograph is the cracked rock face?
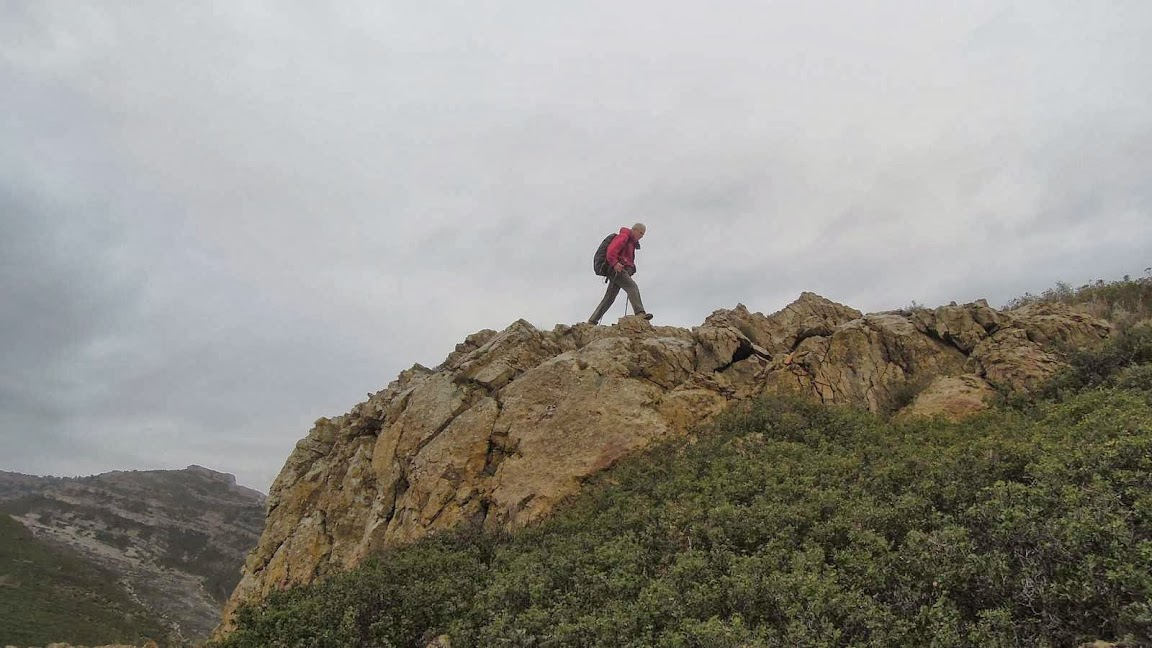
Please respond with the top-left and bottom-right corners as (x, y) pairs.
(217, 293), (1111, 633)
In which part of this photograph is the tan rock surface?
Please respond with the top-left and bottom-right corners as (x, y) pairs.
(217, 293), (1111, 635)
(895, 374), (998, 422)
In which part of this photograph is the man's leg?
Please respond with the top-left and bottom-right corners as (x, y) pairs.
(588, 281), (622, 324)
(614, 271), (646, 315)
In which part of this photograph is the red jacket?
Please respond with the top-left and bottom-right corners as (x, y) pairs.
(606, 227), (640, 270)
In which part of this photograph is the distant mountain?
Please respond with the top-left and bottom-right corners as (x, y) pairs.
(0, 465), (266, 646)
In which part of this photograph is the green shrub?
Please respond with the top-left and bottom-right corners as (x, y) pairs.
(223, 528), (495, 648)
(1039, 322), (1152, 399)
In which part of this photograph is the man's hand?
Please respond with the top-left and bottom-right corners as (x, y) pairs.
(614, 262), (624, 273)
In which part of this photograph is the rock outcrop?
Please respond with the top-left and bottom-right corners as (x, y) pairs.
(218, 293), (1111, 633)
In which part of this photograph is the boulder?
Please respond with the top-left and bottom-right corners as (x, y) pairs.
(895, 374), (998, 421)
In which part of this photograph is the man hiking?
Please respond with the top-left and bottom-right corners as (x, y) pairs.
(588, 222), (653, 324)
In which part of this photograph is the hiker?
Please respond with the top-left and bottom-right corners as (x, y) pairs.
(588, 222), (653, 324)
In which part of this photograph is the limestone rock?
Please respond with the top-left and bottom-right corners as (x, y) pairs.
(1008, 301), (1114, 348)
(438, 329), (499, 370)
(763, 313), (967, 412)
(895, 374), (997, 421)
(216, 294), (1113, 636)
(911, 300), (1001, 353)
(757, 292), (865, 353)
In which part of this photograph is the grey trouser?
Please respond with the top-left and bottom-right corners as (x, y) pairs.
(588, 268), (645, 324)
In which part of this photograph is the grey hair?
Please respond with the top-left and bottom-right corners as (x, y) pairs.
(632, 222), (647, 232)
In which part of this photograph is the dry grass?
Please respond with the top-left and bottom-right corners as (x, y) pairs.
(1005, 269), (1152, 330)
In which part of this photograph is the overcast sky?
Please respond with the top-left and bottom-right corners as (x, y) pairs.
(2, 1), (1150, 491)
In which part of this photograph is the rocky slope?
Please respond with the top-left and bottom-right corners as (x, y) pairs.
(0, 466), (265, 643)
(218, 293), (1112, 632)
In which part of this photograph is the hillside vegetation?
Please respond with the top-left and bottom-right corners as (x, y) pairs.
(1005, 271), (1152, 329)
(216, 315), (1152, 647)
(0, 513), (168, 646)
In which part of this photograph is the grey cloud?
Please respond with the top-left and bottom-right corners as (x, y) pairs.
(2, 1), (1151, 489)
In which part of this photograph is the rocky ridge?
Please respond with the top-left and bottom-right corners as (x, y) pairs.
(218, 293), (1112, 632)
(1, 467), (265, 643)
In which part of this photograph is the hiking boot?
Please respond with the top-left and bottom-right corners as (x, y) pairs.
(638, 312), (654, 321)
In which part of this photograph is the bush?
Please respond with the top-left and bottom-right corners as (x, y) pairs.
(223, 528), (495, 648)
(1039, 322), (1152, 399)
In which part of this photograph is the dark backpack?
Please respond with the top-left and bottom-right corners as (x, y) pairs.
(592, 232), (617, 276)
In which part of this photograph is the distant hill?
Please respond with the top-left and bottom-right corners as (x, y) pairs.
(0, 465), (266, 646)
(0, 513), (168, 646)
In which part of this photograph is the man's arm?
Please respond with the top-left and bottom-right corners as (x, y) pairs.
(605, 232), (627, 270)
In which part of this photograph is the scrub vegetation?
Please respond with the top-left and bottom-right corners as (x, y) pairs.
(1006, 270), (1152, 330)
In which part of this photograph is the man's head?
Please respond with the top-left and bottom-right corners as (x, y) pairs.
(631, 222), (646, 240)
